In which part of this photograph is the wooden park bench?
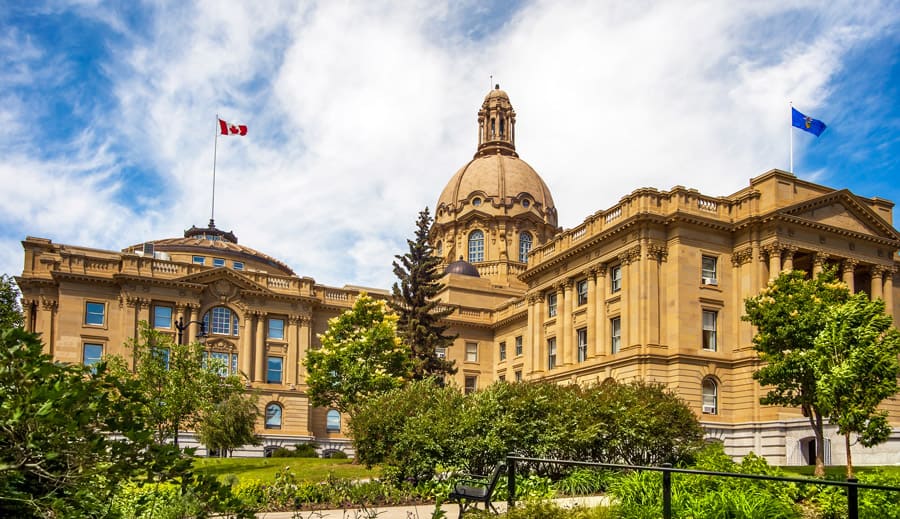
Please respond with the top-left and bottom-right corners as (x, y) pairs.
(448, 461), (505, 517)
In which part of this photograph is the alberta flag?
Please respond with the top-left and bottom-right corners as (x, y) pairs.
(791, 108), (827, 137)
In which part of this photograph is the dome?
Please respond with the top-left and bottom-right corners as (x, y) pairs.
(126, 221), (295, 276)
(444, 257), (480, 277)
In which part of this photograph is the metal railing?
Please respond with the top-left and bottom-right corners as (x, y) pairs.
(505, 454), (900, 519)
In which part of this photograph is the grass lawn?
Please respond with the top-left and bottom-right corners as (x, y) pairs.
(781, 465), (900, 480)
(194, 457), (379, 484)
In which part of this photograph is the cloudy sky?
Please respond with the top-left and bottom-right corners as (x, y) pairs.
(2, 1), (898, 289)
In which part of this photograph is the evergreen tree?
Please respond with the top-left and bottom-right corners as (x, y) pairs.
(0, 274), (23, 329)
(390, 207), (457, 379)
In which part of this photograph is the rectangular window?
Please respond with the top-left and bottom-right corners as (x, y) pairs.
(231, 353), (238, 375)
(464, 375), (477, 395)
(233, 261), (244, 271)
(577, 279), (588, 306)
(82, 343), (103, 370)
(84, 302), (105, 326)
(611, 265), (622, 293)
(268, 318), (285, 340)
(547, 337), (557, 370)
(209, 351), (229, 376)
(577, 328), (588, 363)
(610, 317), (621, 353)
(465, 342), (478, 362)
(193, 256), (205, 265)
(266, 356), (283, 384)
(499, 341), (506, 361)
(435, 347), (446, 359)
(499, 374), (506, 382)
(155, 347), (170, 370)
(213, 257), (226, 267)
(515, 336), (523, 356)
(702, 256), (718, 285)
(515, 370), (522, 382)
(703, 310), (718, 351)
(153, 305), (173, 329)
(547, 292), (557, 317)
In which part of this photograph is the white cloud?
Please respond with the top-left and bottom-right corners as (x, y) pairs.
(1, 0), (897, 288)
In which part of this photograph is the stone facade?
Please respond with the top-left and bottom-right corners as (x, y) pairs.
(16, 86), (900, 463)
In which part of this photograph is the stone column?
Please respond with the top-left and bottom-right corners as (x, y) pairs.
(646, 245), (665, 348)
(22, 299), (34, 333)
(561, 280), (573, 366)
(286, 316), (299, 386)
(584, 269), (596, 359)
(186, 305), (199, 343)
(137, 298), (150, 327)
(525, 294), (536, 375)
(871, 266), (885, 301)
(884, 269), (895, 323)
(812, 252), (829, 276)
(766, 245), (782, 280)
(254, 313), (266, 383)
(37, 298), (57, 355)
(241, 313), (255, 380)
(298, 316), (311, 383)
(530, 294), (545, 375)
(595, 265), (607, 355)
(842, 259), (857, 293)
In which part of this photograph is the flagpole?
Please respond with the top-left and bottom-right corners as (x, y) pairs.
(789, 101), (793, 174)
(211, 114), (219, 227)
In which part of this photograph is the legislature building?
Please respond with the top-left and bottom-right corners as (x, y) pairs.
(16, 86), (900, 464)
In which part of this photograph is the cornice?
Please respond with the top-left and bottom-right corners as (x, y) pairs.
(113, 273), (206, 291)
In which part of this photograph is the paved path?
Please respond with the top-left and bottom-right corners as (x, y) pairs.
(257, 496), (608, 518)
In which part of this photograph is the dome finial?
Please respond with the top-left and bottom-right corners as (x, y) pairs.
(477, 85), (516, 157)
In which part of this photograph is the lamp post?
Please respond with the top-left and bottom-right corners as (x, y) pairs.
(174, 316), (209, 345)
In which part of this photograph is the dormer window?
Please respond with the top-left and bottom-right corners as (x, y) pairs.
(472, 198), (482, 207)
(522, 199), (530, 208)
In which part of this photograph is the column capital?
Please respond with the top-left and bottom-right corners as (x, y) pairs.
(647, 243), (668, 263)
(813, 251), (829, 266)
(872, 265), (888, 278)
(731, 248), (753, 267)
(761, 242), (783, 257)
(842, 258), (859, 272)
(618, 245), (641, 265)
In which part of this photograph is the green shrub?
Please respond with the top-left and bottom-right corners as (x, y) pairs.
(293, 442), (319, 458)
(111, 482), (203, 519)
(809, 469), (900, 519)
(554, 468), (615, 495)
(467, 501), (614, 519)
(232, 479), (266, 509)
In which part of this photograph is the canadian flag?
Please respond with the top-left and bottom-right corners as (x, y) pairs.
(218, 118), (247, 136)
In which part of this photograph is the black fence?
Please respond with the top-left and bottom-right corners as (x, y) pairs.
(505, 454), (900, 519)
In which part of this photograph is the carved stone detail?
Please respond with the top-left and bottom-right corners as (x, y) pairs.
(731, 248), (752, 267)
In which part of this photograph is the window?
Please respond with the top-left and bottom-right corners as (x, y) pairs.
(209, 351), (230, 376)
(519, 232), (532, 263)
(547, 337), (557, 369)
(702, 256), (718, 285)
(522, 199), (530, 208)
(610, 317), (621, 353)
(203, 307), (239, 336)
(231, 353), (238, 374)
(233, 261), (244, 271)
(153, 305), (173, 329)
(83, 343), (103, 370)
(193, 255), (205, 265)
(515, 336), (523, 356)
(611, 265), (622, 293)
(468, 230), (484, 263)
(213, 257), (225, 267)
(472, 197), (482, 207)
(267, 356), (283, 384)
(465, 342), (478, 362)
(702, 379), (718, 414)
(84, 302), (105, 326)
(268, 318), (285, 340)
(499, 341), (506, 361)
(577, 328), (588, 363)
(515, 370), (523, 382)
(577, 279), (588, 306)
(703, 310), (717, 351)
(155, 347), (170, 370)
(436, 241), (443, 258)
(265, 403), (282, 429)
(547, 292), (557, 317)
(436, 347), (446, 359)
(326, 409), (341, 432)
(464, 376), (477, 394)
(499, 374), (506, 382)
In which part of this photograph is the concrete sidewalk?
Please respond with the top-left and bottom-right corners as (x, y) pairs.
(257, 496), (608, 518)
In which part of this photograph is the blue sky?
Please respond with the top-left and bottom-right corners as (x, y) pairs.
(1, 1), (898, 289)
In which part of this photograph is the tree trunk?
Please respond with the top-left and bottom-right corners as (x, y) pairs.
(845, 432), (854, 479)
(807, 407), (826, 478)
(174, 419), (179, 448)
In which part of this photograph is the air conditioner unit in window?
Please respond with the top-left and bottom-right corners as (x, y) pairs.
(702, 405), (717, 414)
(702, 277), (718, 285)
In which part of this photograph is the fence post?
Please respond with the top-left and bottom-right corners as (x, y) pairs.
(847, 478), (858, 519)
(507, 454), (516, 510)
(661, 463), (672, 519)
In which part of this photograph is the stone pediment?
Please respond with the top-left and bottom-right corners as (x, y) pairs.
(780, 190), (900, 242)
(174, 267), (273, 296)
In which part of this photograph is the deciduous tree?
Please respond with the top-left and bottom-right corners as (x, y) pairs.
(0, 274), (23, 329)
(743, 269), (850, 477)
(815, 293), (900, 478)
(390, 207), (456, 380)
(305, 293), (412, 413)
(197, 392), (261, 457)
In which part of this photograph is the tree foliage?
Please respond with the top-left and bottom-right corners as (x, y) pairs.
(815, 293), (900, 477)
(197, 392), (261, 457)
(390, 207), (457, 379)
(743, 269), (852, 477)
(0, 274), (23, 329)
(107, 322), (247, 447)
(305, 293), (412, 413)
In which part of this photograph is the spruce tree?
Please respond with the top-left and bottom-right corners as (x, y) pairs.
(391, 207), (457, 379)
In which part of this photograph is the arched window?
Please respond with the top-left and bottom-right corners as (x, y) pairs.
(702, 378), (718, 415)
(468, 230), (484, 263)
(203, 306), (239, 337)
(265, 402), (283, 429)
(519, 231), (533, 263)
(435, 240), (443, 258)
(326, 409), (341, 432)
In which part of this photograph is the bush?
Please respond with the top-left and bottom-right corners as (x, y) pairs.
(293, 442), (319, 458)
(111, 482), (203, 519)
(809, 469), (900, 519)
